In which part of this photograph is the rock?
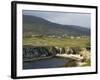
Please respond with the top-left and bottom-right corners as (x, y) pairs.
(80, 48), (90, 62)
(55, 46), (60, 54)
(65, 47), (80, 55)
(65, 47), (73, 54)
(86, 46), (91, 51)
(23, 45), (58, 58)
(61, 47), (65, 54)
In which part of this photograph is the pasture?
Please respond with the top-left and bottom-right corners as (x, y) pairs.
(23, 36), (90, 48)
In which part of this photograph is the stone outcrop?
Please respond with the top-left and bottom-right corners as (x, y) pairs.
(23, 45), (90, 60)
(23, 45), (58, 59)
(80, 48), (90, 62)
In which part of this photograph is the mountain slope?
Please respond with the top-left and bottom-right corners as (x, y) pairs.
(23, 15), (90, 36)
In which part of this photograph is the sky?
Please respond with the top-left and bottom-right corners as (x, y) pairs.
(23, 10), (91, 28)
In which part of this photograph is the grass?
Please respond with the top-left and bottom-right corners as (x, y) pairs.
(23, 36), (90, 48)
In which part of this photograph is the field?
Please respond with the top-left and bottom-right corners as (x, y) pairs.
(23, 36), (90, 48)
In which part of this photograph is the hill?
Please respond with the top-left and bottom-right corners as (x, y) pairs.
(23, 15), (90, 36)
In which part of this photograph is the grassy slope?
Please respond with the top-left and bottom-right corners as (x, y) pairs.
(23, 37), (90, 48)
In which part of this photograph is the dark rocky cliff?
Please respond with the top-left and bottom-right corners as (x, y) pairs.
(23, 45), (90, 60)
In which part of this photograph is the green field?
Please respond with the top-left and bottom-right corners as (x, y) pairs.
(23, 36), (90, 48)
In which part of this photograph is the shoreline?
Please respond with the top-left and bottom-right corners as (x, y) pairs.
(56, 54), (83, 61)
(23, 54), (90, 67)
(23, 54), (83, 62)
(23, 56), (53, 62)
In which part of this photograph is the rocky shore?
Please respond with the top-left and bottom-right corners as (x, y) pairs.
(23, 45), (90, 66)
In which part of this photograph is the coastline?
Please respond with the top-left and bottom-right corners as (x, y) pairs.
(23, 56), (53, 62)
